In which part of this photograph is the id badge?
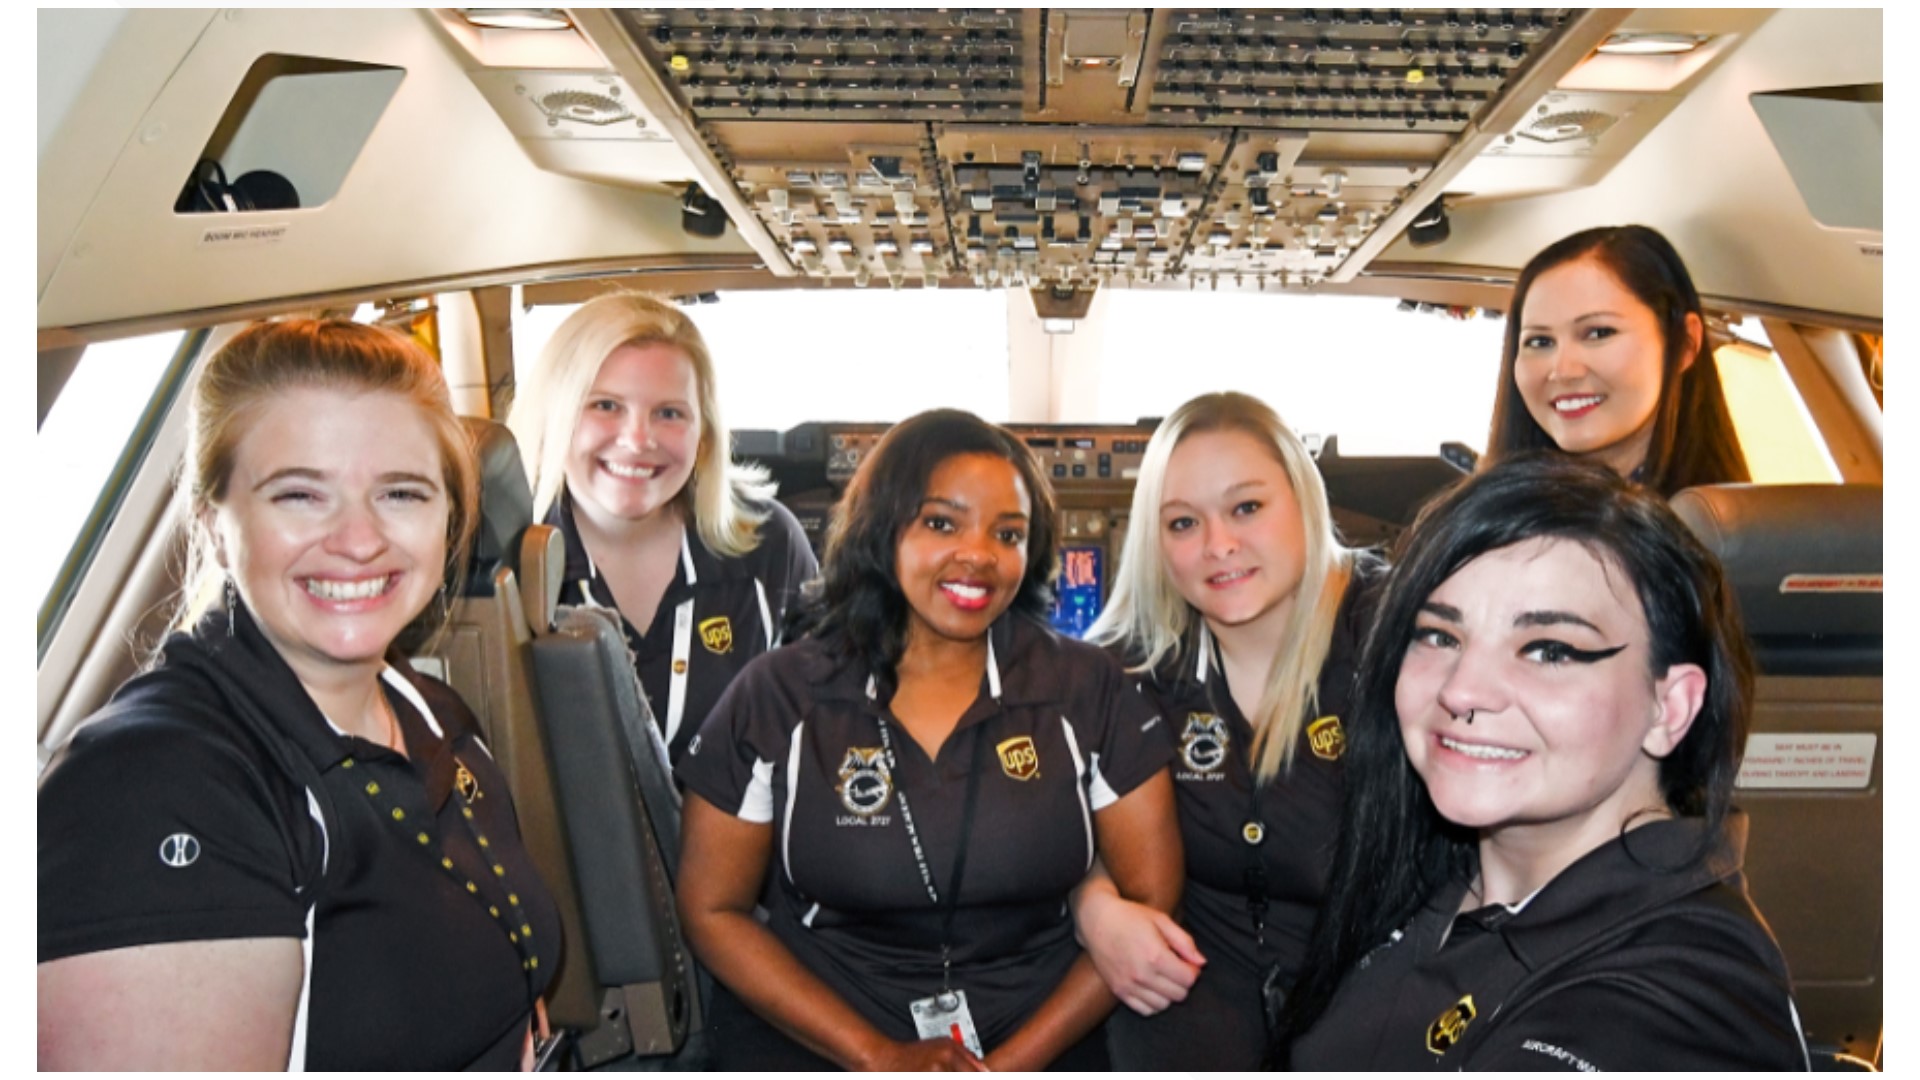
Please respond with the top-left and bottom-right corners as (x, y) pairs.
(909, 989), (984, 1059)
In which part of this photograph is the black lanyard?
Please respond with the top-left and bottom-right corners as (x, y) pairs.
(1203, 637), (1272, 948)
(1241, 777), (1270, 948)
(872, 712), (990, 993)
(344, 738), (544, 999)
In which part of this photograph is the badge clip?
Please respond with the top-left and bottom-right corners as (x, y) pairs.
(910, 989), (983, 1058)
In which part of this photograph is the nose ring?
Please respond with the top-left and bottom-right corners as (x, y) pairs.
(1451, 709), (1475, 725)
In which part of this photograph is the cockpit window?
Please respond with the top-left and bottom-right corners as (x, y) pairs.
(513, 289), (1506, 453)
(36, 332), (191, 625)
(1718, 325), (1843, 484)
(514, 290), (1012, 428)
(1086, 291), (1505, 454)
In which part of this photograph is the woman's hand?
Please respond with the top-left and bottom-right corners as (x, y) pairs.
(982, 770), (1186, 1069)
(1077, 887), (1205, 1015)
(520, 999), (552, 1070)
(860, 1037), (992, 1072)
(681, 794), (924, 1070)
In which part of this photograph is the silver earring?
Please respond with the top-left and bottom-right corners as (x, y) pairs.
(225, 577), (238, 636)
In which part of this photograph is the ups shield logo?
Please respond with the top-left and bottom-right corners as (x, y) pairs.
(1307, 715), (1345, 761)
(1426, 994), (1477, 1055)
(997, 736), (1040, 781)
(699, 616), (733, 654)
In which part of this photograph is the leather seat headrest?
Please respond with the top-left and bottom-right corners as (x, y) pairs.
(1670, 483), (1881, 640)
(463, 417), (533, 595)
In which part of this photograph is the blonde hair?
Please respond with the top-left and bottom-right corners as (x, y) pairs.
(1088, 392), (1360, 781)
(174, 319), (480, 634)
(506, 292), (773, 556)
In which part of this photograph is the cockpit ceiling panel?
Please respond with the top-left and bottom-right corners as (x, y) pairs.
(624, 9), (1571, 130)
(611, 8), (1577, 291)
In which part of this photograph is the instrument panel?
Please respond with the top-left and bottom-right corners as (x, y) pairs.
(739, 420), (1473, 637)
(611, 8), (1577, 292)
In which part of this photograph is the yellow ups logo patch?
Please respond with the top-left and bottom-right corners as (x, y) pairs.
(1307, 715), (1345, 761)
(699, 616), (733, 654)
(1426, 994), (1477, 1055)
(997, 736), (1040, 781)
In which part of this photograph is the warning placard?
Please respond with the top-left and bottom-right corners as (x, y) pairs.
(1736, 733), (1877, 790)
(1778, 573), (1881, 594)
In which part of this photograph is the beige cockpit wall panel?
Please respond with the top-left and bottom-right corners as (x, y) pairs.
(37, 8), (752, 332)
(1386, 8), (1883, 322)
(39, 10), (215, 301)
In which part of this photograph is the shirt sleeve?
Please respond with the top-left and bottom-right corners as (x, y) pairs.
(675, 652), (799, 824)
(1462, 918), (1809, 1071)
(39, 710), (313, 963)
(1082, 650), (1175, 811)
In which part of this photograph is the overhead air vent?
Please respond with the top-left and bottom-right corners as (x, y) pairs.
(465, 67), (697, 189)
(534, 88), (632, 127)
(1518, 108), (1618, 143)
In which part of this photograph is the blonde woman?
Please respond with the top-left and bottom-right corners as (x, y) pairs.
(508, 293), (817, 762)
(1074, 391), (1380, 1069)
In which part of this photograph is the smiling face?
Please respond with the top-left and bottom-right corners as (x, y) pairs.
(211, 387), (449, 686)
(1515, 255), (1696, 477)
(564, 342), (701, 527)
(1395, 537), (1703, 856)
(895, 452), (1031, 649)
(1158, 428), (1308, 638)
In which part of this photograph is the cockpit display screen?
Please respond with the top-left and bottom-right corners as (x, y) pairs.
(1050, 545), (1104, 639)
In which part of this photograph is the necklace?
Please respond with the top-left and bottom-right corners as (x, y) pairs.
(376, 690), (402, 753)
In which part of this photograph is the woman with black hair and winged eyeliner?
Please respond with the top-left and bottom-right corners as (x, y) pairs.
(674, 408), (1181, 1071)
(1273, 455), (1806, 1071)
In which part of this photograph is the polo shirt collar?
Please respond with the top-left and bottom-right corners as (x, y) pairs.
(830, 611), (1063, 708)
(865, 625), (1004, 705)
(1444, 813), (1749, 970)
(1173, 621), (1249, 730)
(176, 599), (460, 784)
(171, 600), (389, 773)
(550, 488), (733, 591)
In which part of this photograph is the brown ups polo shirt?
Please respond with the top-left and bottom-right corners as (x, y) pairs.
(678, 611), (1172, 1052)
(1289, 813), (1809, 1071)
(1105, 571), (1375, 1070)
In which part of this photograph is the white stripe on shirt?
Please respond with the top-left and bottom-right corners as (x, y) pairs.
(1058, 716), (1096, 867)
(740, 757), (776, 824)
(782, 723), (805, 881)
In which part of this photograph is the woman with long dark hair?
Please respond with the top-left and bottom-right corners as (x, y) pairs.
(1274, 455), (1804, 1070)
(1483, 225), (1750, 494)
(676, 409), (1181, 1070)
